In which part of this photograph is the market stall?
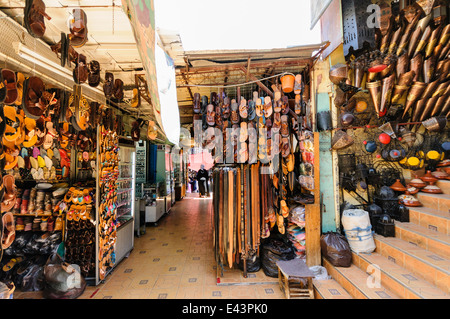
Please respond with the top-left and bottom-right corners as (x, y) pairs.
(179, 43), (329, 281)
(326, 0), (450, 233)
(0, 3), (164, 295)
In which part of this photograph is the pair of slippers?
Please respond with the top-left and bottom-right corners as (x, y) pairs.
(103, 73), (124, 101)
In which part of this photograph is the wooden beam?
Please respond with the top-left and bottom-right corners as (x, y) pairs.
(238, 66), (273, 98)
(246, 57), (252, 82)
(305, 132), (322, 267)
(176, 59), (310, 75)
(180, 71), (194, 101)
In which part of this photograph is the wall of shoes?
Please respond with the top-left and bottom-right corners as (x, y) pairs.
(96, 126), (119, 284)
(0, 5), (148, 296)
(327, 0), (450, 235)
(201, 70), (318, 276)
(114, 140), (135, 268)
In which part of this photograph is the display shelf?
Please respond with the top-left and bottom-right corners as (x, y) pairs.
(117, 188), (133, 196)
(12, 213), (60, 217)
(110, 141), (136, 275)
(117, 199), (132, 208)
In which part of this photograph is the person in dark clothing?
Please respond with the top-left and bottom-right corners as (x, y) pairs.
(196, 165), (209, 197)
(189, 171), (197, 193)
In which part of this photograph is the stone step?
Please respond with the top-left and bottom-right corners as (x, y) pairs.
(436, 180), (450, 195)
(374, 234), (450, 293)
(416, 192), (450, 215)
(352, 251), (449, 299)
(395, 221), (450, 258)
(322, 258), (401, 299)
(408, 206), (450, 236)
(313, 278), (353, 299)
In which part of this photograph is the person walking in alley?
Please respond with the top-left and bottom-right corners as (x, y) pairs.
(196, 165), (210, 198)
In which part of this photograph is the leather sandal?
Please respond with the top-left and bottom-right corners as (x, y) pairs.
(281, 115), (289, 137)
(193, 93), (201, 114)
(3, 106), (21, 142)
(230, 99), (240, 124)
(73, 54), (88, 84)
(239, 98), (248, 119)
(201, 95), (208, 114)
(294, 94), (301, 115)
(1, 212), (16, 250)
(272, 112), (281, 133)
(222, 96), (230, 119)
(103, 72), (114, 99)
(294, 74), (302, 95)
(1, 175), (17, 213)
(22, 76), (46, 119)
(264, 96), (273, 118)
(113, 79), (124, 101)
(273, 98), (283, 113)
(69, 8), (88, 48)
(214, 105), (223, 126)
(281, 137), (290, 158)
(239, 121), (248, 143)
(51, 32), (69, 67)
(210, 92), (218, 106)
(255, 97), (263, 117)
(130, 88), (140, 108)
(281, 96), (290, 115)
(2, 69), (18, 105)
(248, 100), (256, 121)
(206, 104), (215, 126)
(0, 71), (6, 103)
(88, 60), (101, 87)
(24, 0), (51, 39)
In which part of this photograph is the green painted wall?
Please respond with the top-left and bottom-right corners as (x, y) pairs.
(316, 93), (338, 233)
(156, 149), (166, 183)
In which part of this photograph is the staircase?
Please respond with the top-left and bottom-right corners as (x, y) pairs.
(313, 180), (450, 299)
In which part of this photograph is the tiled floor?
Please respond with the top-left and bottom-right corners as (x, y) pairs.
(14, 193), (284, 299)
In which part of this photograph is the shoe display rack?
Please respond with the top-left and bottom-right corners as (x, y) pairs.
(93, 127), (136, 285)
(96, 125), (119, 284)
(115, 138), (136, 266)
(62, 186), (96, 280)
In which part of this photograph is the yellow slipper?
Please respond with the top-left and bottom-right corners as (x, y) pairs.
(30, 156), (38, 170)
(37, 156), (46, 168)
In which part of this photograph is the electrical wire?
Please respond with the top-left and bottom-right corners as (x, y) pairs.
(181, 71), (295, 89)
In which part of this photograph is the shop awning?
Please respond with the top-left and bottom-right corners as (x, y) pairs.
(174, 41), (329, 128)
(310, 0), (333, 30)
(122, 0), (181, 146)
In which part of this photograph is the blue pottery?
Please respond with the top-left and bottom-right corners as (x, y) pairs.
(365, 141), (377, 153)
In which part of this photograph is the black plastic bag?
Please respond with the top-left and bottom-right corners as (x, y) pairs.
(261, 239), (296, 277)
(320, 232), (352, 267)
(20, 265), (45, 292)
(237, 256), (261, 273)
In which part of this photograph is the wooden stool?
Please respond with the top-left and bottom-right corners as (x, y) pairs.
(277, 259), (315, 299)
